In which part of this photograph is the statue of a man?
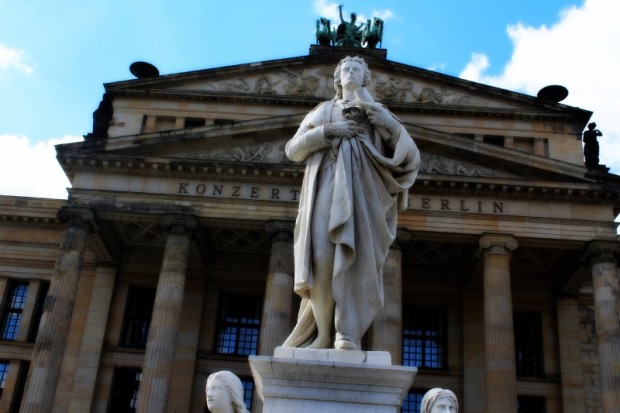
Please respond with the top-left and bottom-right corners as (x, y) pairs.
(205, 371), (249, 413)
(583, 122), (603, 169)
(420, 388), (459, 413)
(282, 56), (420, 350)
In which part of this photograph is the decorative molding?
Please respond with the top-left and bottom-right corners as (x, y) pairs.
(161, 214), (198, 235)
(588, 240), (620, 265)
(265, 221), (294, 243)
(57, 207), (94, 232)
(420, 153), (497, 177)
(479, 233), (518, 255)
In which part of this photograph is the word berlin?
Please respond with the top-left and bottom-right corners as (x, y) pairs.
(176, 181), (505, 214)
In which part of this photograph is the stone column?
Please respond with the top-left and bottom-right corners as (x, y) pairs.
(20, 207), (94, 413)
(68, 264), (117, 413)
(371, 229), (409, 364)
(556, 297), (586, 413)
(588, 241), (620, 413)
(135, 214), (197, 413)
(479, 233), (518, 413)
(258, 221), (295, 356)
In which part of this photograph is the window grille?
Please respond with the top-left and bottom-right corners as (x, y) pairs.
(121, 287), (156, 348)
(215, 294), (262, 356)
(403, 306), (446, 369)
(514, 312), (543, 377)
(1, 282), (28, 340)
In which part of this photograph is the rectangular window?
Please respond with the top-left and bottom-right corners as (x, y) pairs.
(514, 312), (543, 377)
(0, 361), (8, 398)
(109, 367), (142, 413)
(241, 378), (254, 412)
(121, 287), (156, 349)
(483, 135), (505, 147)
(401, 389), (426, 413)
(184, 117), (206, 128)
(9, 361), (29, 412)
(517, 395), (546, 413)
(403, 306), (446, 369)
(1, 282), (28, 340)
(215, 294), (262, 356)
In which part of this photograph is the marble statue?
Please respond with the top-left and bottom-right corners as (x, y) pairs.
(205, 371), (249, 413)
(282, 56), (420, 350)
(421, 388), (459, 413)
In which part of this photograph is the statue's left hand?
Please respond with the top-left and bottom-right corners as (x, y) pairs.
(364, 102), (400, 135)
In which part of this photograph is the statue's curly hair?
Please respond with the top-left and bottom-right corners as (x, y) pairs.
(333, 56), (371, 99)
(206, 371), (249, 413)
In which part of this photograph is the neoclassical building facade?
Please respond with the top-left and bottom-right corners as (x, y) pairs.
(0, 46), (619, 413)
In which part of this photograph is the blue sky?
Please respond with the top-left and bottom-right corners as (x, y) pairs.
(1, 0), (618, 198)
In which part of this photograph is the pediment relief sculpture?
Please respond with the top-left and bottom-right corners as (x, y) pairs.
(192, 140), (293, 164)
(420, 153), (497, 177)
(177, 69), (515, 108)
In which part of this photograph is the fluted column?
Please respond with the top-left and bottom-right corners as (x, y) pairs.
(588, 241), (620, 413)
(479, 233), (518, 413)
(259, 221), (294, 356)
(136, 214), (197, 413)
(371, 228), (409, 364)
(21, 207), (94, 413)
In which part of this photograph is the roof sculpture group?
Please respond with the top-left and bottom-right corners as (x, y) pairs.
(316, 5), (383, 49)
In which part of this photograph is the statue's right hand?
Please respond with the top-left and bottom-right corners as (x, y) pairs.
(324, 121), (357, 139)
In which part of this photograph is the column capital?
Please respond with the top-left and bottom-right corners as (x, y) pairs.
(161, 214), (198, 235)
(57, 207), (94, 232)
(588, 240), (620, 265)
(479, 233), (518, 255)
(265, 220), (294, 243)
(390, 228), (411, 251)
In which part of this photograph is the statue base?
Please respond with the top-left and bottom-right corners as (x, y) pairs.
(249, 347), (416, 413)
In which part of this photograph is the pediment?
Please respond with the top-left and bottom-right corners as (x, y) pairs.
(106, 54), (579, 116)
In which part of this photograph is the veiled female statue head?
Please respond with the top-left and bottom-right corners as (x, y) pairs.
(205, 371), (249, 413)
(420, 388), (458, 413)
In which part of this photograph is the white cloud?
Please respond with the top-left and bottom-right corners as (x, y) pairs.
(0, 44), (33, 74)
(459, 0), (620, 173)
(0, 134), (82, 199)
(371, 9), (395, 21)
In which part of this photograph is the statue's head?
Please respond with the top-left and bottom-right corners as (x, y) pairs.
(205, 371), (248, 413)
(351, 13), (357, 23)
(420, 388), (458, 413)
(333, 56), (371, 99)
(588, 122), (597, 129)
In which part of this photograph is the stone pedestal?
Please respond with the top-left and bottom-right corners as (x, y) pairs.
(249, 347), (416, 413)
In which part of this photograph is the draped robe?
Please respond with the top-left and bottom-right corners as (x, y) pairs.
(283, 99), (420, 347)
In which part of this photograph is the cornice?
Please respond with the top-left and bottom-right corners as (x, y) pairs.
(412, 176), (620, 205)
(58, 154), (303, 185)
(56, 152), (620, 206)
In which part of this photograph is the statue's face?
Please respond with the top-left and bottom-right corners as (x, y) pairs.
(340, 60), (365, 90)
(206, 380), (232, 413)
(430, 396), (457, 413)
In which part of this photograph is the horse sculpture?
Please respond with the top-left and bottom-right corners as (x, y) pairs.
(362, 17), (383, 49)
(316, 18), (334, 46)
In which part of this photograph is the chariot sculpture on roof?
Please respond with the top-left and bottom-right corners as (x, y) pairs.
(315, 5), (384, 49)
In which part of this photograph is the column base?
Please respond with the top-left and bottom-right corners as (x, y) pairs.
(249, 347), (417, 413)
